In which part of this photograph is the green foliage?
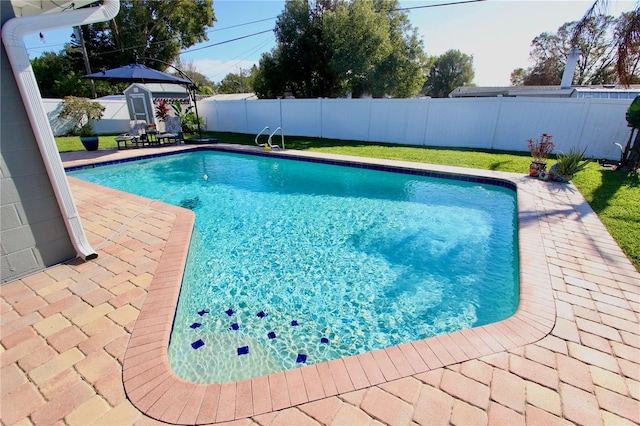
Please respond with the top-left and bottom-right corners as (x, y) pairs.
(56, 135), (120, 151)
(171, 101), (192, 119)
(627, 95), (640, 128)
(510, 68), (527, 86)
(554, 147), (590, 178)
(170, 101), (203, 134)
(218, 67), (257, 94)
(572, 162), (639, 270)
(254, 0), (427, 98)
(182, 113), (204, 134)
(514, 14), (631, 86)
(30, 0), (215, 98)
(106, 0), (215, 66)
(422, 49), (474, 98)
(198, 86), (215, 95)
(58, 96), (105, 136)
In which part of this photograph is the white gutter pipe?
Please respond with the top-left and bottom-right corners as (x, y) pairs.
(2, 0), (120, 260)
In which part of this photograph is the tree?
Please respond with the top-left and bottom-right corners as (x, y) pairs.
(422, 50), (474, 98)
(101, 0), (215, 67)
(218, 67), (258, 94)
(31, 0), (215, 98)
(614, 11), (640, 84)
(515, 14), (635, 86)
(571, 1), (640, 85)
(254, 0), (427, 98)
(31, 49), (124, 98)
(510, 68), (526, 86)
(571, 1), (639, 170)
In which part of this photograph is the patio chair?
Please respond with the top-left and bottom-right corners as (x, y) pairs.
(115, 120), (147, 149)
(157, 116), (184, 145)
(143, 123), (160, 146)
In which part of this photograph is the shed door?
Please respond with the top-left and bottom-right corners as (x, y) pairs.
(129, 94), (151, 123)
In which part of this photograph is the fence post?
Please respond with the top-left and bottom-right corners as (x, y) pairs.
(490, 97), (503, 150)
(366, 98), (373, 142)
(422, 98), (431, 146)
(320, 98), (324, 139)
(573, 98), (591, 153)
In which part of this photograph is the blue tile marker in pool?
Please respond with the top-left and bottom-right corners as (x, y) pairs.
(190, 323), (202, 329)
(321, 337), (329, 344)
(237, 346), (249, 355)
(225, 309), (234, 316)
(191, 339), (204, 349)
(291, 320), (299, 326)
(267, 331), (276, 339)
(229, 323), (239, 331)
(296, 354), (307, 363)
(256, 311), (267, 318)
(197, 309), (209, 316)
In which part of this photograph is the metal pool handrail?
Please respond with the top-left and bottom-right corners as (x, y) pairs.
(268, 127), (285, 149)
(255, 126), (271, 147)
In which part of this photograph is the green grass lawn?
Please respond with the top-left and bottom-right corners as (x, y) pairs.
(58, 132), (640, 271)
(56, 135), (122, 152)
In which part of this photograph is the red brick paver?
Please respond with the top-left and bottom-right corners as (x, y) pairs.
(1, 145), (638, 425)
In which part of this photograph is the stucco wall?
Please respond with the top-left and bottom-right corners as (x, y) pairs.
(1, 3), (76, 284)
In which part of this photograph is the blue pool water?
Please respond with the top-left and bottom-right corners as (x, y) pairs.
(69, 150), (519, 384)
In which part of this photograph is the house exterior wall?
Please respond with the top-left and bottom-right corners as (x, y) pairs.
(1, 3), (75, 284)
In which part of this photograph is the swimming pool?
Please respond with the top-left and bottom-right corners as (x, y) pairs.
(69, 149), (518, 384)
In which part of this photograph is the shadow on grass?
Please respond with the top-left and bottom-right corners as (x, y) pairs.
(489, 161), (515, 171)
(589, 168), (639, 212)
(206, 131), (532, 157)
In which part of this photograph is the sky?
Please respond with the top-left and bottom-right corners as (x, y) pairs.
(23, 0), (638, 87)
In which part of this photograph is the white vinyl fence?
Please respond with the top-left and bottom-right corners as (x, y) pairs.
(43, 98), (132, 136)
(45, 96), (633, 160)
(199, 97), (633, 160)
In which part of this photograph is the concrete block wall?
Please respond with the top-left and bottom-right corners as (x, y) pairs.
(1, 3), (75, 284)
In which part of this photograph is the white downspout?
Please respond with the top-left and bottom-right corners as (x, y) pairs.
(2, 0), (120, 260)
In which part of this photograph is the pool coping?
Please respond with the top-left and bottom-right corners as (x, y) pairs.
(75, 145), (556, 424)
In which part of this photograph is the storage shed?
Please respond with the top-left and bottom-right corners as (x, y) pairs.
(123, 83), (191, 125)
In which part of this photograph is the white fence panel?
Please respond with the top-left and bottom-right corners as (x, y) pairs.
(369, 99), (428, 145)
(577, 99), (631, 160)
(42, 95), (633, 160)
(92, 99), (131, 135)
(321, 99), (371, 141)
(282, 99), (322, 137)
(43, 98), (131, 136)
(424, 98), (501, 148)
(493, 98), (585, 153)
(246, 100), (281, 135)
(214, 100), (249, 133)
(197, 98), (218, 131)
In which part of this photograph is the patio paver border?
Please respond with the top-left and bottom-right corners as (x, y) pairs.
(111, 146), (557, 424)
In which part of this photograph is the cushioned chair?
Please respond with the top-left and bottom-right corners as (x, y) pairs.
(157, 116), (184, 145)
(115, 120), (148, 149)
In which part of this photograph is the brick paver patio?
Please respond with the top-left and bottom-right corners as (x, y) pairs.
(1, 145), (638, 425)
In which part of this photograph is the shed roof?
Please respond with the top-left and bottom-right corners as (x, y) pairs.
(124, 83), (190, 100)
